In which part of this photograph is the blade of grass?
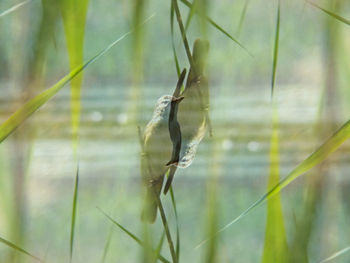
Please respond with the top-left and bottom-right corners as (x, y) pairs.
(170, 2), (181, 76)
(319, 246), (350, 263)
(236, 0), (250, 37)
(308, 1), (350, 26)
(169, 187), (180, 261)
(0, 236), (42, 262)
(100, 224), (114, 263)
(0, 0), (31, 18)
(262, 108), (288, 263)
(97, 208), (170, 263)
(153, 231), (166, 263)
(203, 139), (221, 263)
(184, 0), (197, 32)
(197, 118), (350, 248)
(171, 0), (195, 69)
(0, 16), (154, 144)
(69, 165), (79, 263)
(271, 0), (280, 98)
(179, 0), (252, 56)
(155, 194), (178, 263)
(60, 0), (89, 150)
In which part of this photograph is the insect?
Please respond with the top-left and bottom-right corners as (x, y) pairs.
(140, 39), (210, 223)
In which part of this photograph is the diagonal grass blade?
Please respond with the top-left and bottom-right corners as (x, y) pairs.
(0, 236), (42, 262)
(98, 208), (170, 263)
(0, 15), (154, 144)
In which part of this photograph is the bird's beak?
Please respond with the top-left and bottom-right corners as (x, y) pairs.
(172, 96), (184, 103)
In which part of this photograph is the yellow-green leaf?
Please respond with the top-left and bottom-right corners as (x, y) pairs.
(0, 31), (132, 144)
(60, 0), (89, 148)
(262, 109), (288, 263)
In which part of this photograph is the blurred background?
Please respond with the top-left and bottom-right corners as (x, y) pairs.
(1, 0), (350, 262)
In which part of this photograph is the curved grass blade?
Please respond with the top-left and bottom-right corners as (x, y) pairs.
(0, 26), (143, 144)
(308, 1), (350, 26)
(262, 108), (288, 263)
(319, 246), (350, 263)
(179, 0), (252, 56)
(271, 0), (280, 99)
(97, 208), (170, 263)
(69, 165), (79, 263)
(197, 118), (350, 248)
(0, 236), (42, 262)
(0, 0), (31, 18)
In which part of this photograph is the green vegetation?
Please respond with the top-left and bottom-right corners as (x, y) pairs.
(1, 0), (350, 262)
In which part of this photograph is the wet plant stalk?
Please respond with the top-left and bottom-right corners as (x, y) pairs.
(155, 195), (178, 263)
(171, 0), (194, 69)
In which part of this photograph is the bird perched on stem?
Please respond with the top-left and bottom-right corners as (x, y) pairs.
(140, 70), (186, 223)
(140, 39), (210, 223)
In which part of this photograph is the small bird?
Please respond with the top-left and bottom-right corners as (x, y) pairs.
(140, 70), (186, 223)
(140, 39), (210, 223)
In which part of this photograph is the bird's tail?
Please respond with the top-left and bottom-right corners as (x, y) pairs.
(141, 181), (163, 223)
(141, 189), (157, 223)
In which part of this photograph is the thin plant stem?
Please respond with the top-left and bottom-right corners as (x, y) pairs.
(171, 0), (195, 70)
(155, 195), (178, 263)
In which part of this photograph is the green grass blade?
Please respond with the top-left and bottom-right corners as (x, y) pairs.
(60, 0), (89, 149)
(271, 0), (280, 98)
(262, 108), (288, 263)
(155, 195), (178, 263)
(236, 0), (250, 37)
(169, 187), (180, 261)
(197, 118), (350, 248)
(319, 246), (350, 263)
(308, 1), (350, 26)
(170, 3), (181, 76)
(172, 0), (195, 69)
(98, 208), (171, 263)
(203, 139), (220, 263)
(0, 236), (42, 262)
(0, 29), (135, 144)
(100, 224), (113, 263)
(0, 0), (31, 18)
(153, 231), (166, 263)
(69, 165), (79, 262)
(179, 0), (252, 56)
(184, 0), (197, 32)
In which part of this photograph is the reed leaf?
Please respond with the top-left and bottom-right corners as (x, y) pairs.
(0, 29), (135, 144)
(169, 187), (181, 261)
(198, 118), (350, 248)
(308, 1), (350, 26)
(0, 236), (42, 262)
(98, 208), (170, 263)
(319, 246), (350, 263)
(60, 0), (89, 150)
(271, 0), (280, 98)
(262, 108), (288, 263)
(69, 165), (79, 262)
(0, 0), (31, 18)
(170, 3), (181, 76)
(236, 0), (250, 37)
(179, 0), (251, 55)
